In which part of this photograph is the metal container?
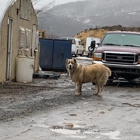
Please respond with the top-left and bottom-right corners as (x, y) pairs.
(39, 39), (71, 70)
(39, 38), (53, 69)
(52, 39), (71, 70)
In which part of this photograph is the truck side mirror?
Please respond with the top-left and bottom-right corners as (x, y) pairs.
(88, 40), (96, 52)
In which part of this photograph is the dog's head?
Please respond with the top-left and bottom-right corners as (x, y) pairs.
(66, 58), (77, 70)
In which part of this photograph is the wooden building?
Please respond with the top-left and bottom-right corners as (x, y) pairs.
(0, 0), (39, 83)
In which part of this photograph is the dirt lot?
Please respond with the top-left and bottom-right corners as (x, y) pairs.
(0, 57), (140, 140)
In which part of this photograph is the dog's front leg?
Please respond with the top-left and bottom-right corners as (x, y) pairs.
(96, 84), (102, 97)
(66, 69), (70, 76)
(75, 82), (82, 96)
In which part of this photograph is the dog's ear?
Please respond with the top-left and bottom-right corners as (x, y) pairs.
(66, 59), (68, 64)
(73, 58), (77, 63)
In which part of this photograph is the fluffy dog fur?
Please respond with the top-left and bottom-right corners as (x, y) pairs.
(66, 58), (111, 96)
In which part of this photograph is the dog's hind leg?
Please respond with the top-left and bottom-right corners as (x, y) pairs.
(93, 82), (102, 97)
(93, 81), (98, 96)
(75, 82), (82, 96)
(97, 84), (103, 97)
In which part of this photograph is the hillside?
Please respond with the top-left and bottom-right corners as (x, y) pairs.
(37, 0), (140, 38)
(75, 25), (140, 48)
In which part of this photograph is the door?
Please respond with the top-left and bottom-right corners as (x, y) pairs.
(32, 25), (39, 72)
(6, 18), (13, 80)
(52, 39), (72, 70)
(32, 25), (37, 56)
(39, 38), (54, 69)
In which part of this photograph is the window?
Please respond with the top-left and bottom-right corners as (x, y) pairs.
(26, 29), (31, 49)
(102, 33), (140, 47)
(19, 26), (25, 49)
(20, 0), (31, 20)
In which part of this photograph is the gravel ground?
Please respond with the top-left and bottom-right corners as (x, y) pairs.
(0, 57), (140, 140)
(0, 75), (140, 140)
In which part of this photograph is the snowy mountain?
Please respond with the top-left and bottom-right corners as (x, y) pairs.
(37, 0), (140, 38)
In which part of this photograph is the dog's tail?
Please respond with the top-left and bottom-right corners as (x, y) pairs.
(107, 67), (111, 77)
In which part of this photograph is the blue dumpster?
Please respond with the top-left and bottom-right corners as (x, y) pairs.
(39, 39), (53, 69)
(39, 38), (72, 70)
(52, 39), (72, 70)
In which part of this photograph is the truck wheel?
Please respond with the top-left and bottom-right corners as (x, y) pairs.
(106, 79), (113, 85)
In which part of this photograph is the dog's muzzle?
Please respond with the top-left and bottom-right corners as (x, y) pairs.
(68, 64), (73, 69)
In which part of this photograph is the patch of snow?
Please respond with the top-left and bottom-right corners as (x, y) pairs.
(71, 135), (86, 139)
(34, 124), (49, 129)
(101, 131), (121, 139)
(128, 12), (137, 15)
(84, 19), (91, 24)
(50, 128), (80, 135)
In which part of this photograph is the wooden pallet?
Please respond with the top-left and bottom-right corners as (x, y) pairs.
(33, 72), (60, 79)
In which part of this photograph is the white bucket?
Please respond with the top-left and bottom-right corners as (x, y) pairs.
(16, 56), (34, 83)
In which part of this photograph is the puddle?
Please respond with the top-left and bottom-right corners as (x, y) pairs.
(52, 124), (84, 129)
(50, 123), (102, 138)
(69, 114), (77, 116)
(101, 131), (120, 139)
(50, 124), (88, 135)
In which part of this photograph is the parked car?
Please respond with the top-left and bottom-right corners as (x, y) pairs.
(60, 37), (84, 56)
(92, 31), (140, 82)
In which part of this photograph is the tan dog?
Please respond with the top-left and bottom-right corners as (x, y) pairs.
(66, 58), (111, 96)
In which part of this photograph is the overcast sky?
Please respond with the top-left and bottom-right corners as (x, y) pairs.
(33, 0), (85, 9)
(56, 0), (80, 5)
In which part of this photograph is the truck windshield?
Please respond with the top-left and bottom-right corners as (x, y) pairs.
(102, 33), (140, 47)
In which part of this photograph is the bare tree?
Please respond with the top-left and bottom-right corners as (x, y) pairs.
(32, 0), (55, 15)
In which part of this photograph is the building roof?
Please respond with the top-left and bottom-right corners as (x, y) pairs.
(0, 0), (18, 27)
(0, 0), (40, 28)
(0, 0), (55, 28)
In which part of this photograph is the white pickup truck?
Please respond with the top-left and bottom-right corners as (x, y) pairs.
(84, 37), (101, 57)
(60, 37), (84, 56)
